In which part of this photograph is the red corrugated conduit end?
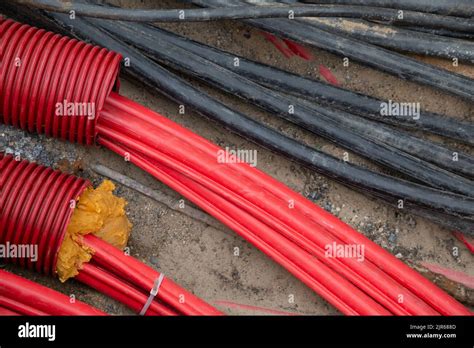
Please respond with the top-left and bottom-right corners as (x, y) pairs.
(0, 19), (121, 145)
(0, 154), (89, 276)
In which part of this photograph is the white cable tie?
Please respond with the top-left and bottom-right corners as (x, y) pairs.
(139, 273), (165, 316)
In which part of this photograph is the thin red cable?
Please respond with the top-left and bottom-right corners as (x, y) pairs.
(76, 263), (177, 316)
(0, 295), (48, 316)
(153, 160), (392, 315)
(0, 307), (21, 316)
(98, 125), (414, 315)
(96, 139), (360, 315)
(98, 122), (411, 315)
(0, 269), (105, 315)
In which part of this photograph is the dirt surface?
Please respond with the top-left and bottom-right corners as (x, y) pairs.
(1, 0), (473, 315)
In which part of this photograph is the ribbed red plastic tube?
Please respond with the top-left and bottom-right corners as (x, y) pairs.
(0, 153), (89, 276)
(0, 19), (121, 145)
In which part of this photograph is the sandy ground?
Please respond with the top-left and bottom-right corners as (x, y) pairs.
(1, 0), (473, 315)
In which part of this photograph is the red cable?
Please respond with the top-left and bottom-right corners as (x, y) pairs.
(97, 139), (360, 315)
(0, 295), (48, 316)
(98, 126), (413, 315)
(0, 269), (105, 315)
(0, 307), (21, 316)
(76, 263), (177, 316)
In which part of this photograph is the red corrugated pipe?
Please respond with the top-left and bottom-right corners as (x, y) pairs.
(1, 18), (120, 145)
(1, 153), (88, 275)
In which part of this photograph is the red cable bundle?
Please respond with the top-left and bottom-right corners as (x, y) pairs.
(1, 19), (471, 316)
(0, 269), (105, 315)
(97, 93), (468, 316)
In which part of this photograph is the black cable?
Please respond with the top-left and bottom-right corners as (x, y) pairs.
(288, 0), (474, 33)
(396, 25), (474, 40)
(13, 0), (474, 32)
(299, 0), (474, 17)
(282, 0), (474, 62)
(132, 23), (474, 178)
(291, 96), (474, 180)
(4, 3), (472, 234)
(274, 15), (474, 62)
(93, 18), (474, 199)
(193, 0), (474, 102)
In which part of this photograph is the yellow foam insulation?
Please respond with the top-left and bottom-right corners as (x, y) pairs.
(56, 180), (132, 282)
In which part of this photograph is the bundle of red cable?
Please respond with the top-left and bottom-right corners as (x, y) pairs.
(0, 269), (105, 315)
(0, 153), (221, 316)
(1, 19), (471, 315)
